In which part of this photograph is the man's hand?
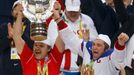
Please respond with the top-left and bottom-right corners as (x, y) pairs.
(8, 8), (24, 54)
(118, 32), (129, 46)
(82, 29), (89, 41)
(8, 10), (23, 40)
(82, 24), (90, 41)
(53, 1), (61, 12)
(52, 1), (62, 23)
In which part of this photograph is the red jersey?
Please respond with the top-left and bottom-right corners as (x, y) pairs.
(20, 43), (63, 75)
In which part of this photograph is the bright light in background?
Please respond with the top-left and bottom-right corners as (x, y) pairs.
(102, 0), (105, 3)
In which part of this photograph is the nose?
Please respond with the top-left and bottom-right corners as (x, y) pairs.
(35, 44), (40, 50)
(92, 44), (97, 50)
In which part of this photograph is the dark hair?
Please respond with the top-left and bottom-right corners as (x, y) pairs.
(104, 42), (110, 51)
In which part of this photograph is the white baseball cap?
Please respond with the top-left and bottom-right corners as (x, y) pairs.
(97, 34), (111, 47)
(65, 0), (81, 11)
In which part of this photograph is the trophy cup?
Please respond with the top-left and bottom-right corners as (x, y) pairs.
(21, 0), (56, 41)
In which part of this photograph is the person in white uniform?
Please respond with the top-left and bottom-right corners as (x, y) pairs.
(60, 0), (98, 75)
(81, 33), (129, 75)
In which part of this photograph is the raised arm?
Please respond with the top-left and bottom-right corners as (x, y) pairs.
(52, 1), (83, 56)
(112, 32), (129, 69)
(47, 1), (65, 53)
(8, 10), (25, 54)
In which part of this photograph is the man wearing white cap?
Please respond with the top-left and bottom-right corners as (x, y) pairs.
(62, 0), (98, 41)
(81, 33), (129, 75)
(60, 0), (98, 74)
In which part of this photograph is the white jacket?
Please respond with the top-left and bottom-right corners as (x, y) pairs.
(124, 34), (134, 69)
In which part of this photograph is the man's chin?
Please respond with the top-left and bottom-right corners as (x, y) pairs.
(93, 55), (99, 60)
(35, 56), (43, 60)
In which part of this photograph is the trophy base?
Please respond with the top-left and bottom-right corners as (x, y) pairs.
(30, 22), (47, 41)
(31, 35), (47, 41)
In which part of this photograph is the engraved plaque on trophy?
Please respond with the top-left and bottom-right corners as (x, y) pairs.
(21, 0), (56, 41)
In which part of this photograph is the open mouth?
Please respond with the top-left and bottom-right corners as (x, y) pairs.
(35, 51), (41, 54)
(93, 51), (98, 54)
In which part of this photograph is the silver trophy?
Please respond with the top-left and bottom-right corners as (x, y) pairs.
(21, 0), (56, 41)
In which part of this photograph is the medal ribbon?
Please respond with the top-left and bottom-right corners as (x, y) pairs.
(89, 60), (95, 70)
(37, 57), (50, 75)
(37, 61), (48, 75)
(78, 19), (83, 39)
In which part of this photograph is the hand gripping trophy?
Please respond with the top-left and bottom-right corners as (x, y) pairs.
(21, 0), (56, 41)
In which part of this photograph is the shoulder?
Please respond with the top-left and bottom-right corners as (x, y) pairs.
(81, 13), (92, 20)
(81, 13), (94, 23)
(81, 13), (94, 26)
